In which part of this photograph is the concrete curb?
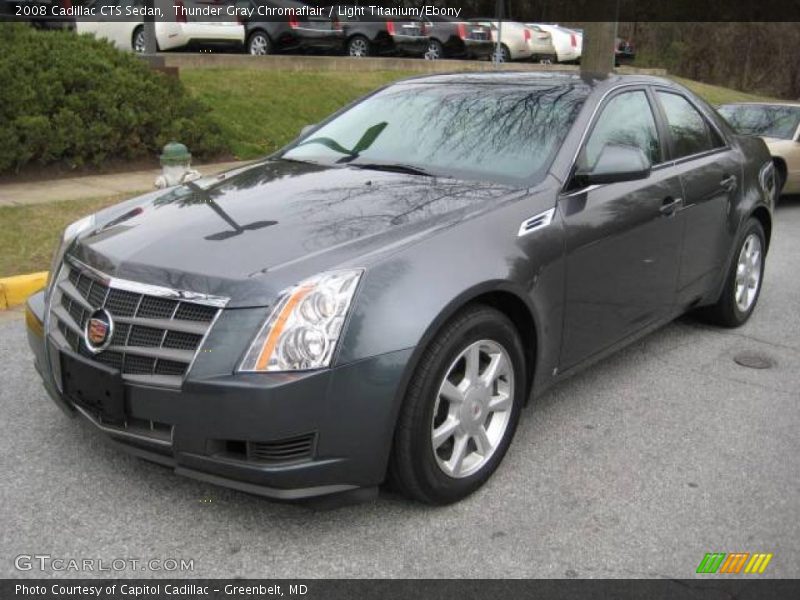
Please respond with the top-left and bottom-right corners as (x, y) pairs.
(0, 272), (47, 310)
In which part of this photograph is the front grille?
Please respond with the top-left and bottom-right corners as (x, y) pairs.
(50, 261), (222, 386)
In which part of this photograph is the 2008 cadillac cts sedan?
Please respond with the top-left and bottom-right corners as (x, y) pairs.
(26, 73), (775, 505)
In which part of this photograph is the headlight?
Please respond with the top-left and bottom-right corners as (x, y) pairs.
(45, 214), (96, 299)
(238, 269), (363, 372)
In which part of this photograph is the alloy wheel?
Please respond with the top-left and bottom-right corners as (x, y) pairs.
(425, 41), (442, 60)
(431, 339), (514, 479)
(249, 34), (269, 56)
(349, 38), (368, 57)
(734, 233), (762, 313)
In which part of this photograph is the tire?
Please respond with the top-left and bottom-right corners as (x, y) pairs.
(493, 44), (511, 63)
(389, 305), (526, 505)
(132, 26), (146, 54)
(774, 160), (786, 200)
(698, 218), (766, 328)
(425, 39), (444, 60)
(348, 35), (372, 58)
(248, 30), (271, 56)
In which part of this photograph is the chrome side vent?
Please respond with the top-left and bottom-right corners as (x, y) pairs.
(518, 208), (556, 237)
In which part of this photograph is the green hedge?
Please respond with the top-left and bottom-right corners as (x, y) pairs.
(0, 24), (228, 173)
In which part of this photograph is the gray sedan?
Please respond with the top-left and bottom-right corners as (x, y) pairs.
(26, 72), (775, 506)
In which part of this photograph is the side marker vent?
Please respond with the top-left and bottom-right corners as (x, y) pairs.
(518, 208), (556, 237)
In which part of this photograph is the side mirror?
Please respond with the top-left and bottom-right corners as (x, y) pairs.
(300, 124), (317, 137)
(575, 143), (652, 185)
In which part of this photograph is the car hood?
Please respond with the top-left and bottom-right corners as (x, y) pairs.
(70, 160), (525, 307)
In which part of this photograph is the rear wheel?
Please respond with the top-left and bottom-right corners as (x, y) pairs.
(248, 31), (271, 56)
(389, 305), (526, 505)
(493, 44), (511, 63)
(699, 218), (766, 327)
(348, 35), (372, 57)
(425, 39), (444, 60)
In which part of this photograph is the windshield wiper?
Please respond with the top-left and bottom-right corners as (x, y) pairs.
(347, 162), (439, 177)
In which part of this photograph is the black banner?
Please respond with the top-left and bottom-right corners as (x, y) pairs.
(4, 579), (800, 600)
(4, 0), (800, 23)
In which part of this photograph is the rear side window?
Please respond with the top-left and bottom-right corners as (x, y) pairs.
(657, 92), (722, 159)
(583, 90), (661, 168)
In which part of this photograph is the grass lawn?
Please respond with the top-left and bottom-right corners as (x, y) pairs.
(181, 69), (416, 160)
(0, 68), (781, 278)
(0, 195), (129, 277)
(671, 77), (778, 105)
(180, 68), (780, 162)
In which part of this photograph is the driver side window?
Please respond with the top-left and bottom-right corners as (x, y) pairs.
(583, 91), (662, 170)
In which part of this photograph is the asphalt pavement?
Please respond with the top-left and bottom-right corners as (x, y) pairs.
(1, 199), (798, 579)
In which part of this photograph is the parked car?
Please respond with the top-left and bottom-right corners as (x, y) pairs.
(719, 102), (800, 196)
(522, 23), (556, 62)
(27, 73), (774, 506)
(529, 23), (581, 63)
(423, 15), (493, 60)
(329, 5), (428, 57)
(77, 0), (244, 53)
(243, 0), (344, 56)
(468, 19), (535, 62)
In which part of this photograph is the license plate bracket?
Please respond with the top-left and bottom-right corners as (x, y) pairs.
(61, 352), (126, 424)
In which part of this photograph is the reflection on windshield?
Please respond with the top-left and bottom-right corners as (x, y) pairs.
(719, 104), (800, 140)
(282, 82), (589, 184)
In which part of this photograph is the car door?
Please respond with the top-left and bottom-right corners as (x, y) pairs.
(653, 90), (739, 306)
(559, 88), (685, 369)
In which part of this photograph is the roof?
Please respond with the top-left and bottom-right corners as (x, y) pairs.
(393, 70), (675, 89)
(719, 102), (800, 108)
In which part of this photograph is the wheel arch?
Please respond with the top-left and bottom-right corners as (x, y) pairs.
(391, 282), (541, 420)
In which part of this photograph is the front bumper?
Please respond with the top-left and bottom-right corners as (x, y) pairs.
(26, 291), (412, 501)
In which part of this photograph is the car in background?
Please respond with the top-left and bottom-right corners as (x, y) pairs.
(77, 0), (244, 53)
(528, 23), (581, 63)
(242, 0), (344, 56)
(719, 102), (800, 196)
(524, 24), (557, 63)
(468, 19), (535, 62)
(423, 15), (493, 60)
(329, 5), (428, 57)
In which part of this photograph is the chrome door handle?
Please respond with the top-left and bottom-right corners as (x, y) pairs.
(720, 175), (738, 193)
(659, 196), (682, 216)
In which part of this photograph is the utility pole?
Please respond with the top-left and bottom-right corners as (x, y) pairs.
(494, 0), (504, 67)
(144, 0), (157, 55)
(580, 21), (618, 76)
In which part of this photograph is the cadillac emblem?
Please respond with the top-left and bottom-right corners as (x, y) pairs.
(84, 308), (114, 354)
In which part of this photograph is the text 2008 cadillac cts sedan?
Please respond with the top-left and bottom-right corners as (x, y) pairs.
(26, 73), (775, 505)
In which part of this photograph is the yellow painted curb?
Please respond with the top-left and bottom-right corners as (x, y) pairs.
(0, 272), (48, 310)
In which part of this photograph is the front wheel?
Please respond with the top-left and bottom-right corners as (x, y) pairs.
(348, 35), (372, 57)
(698, 218), (766, 327)
(389, 305), (526, 505)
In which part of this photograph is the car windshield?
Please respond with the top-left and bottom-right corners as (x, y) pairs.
(718, 104), (800, 140)
(281, 82), (589, 185)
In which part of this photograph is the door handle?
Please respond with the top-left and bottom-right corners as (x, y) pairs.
(659, 196), (682, 216)
(720, 174), (738, 193)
